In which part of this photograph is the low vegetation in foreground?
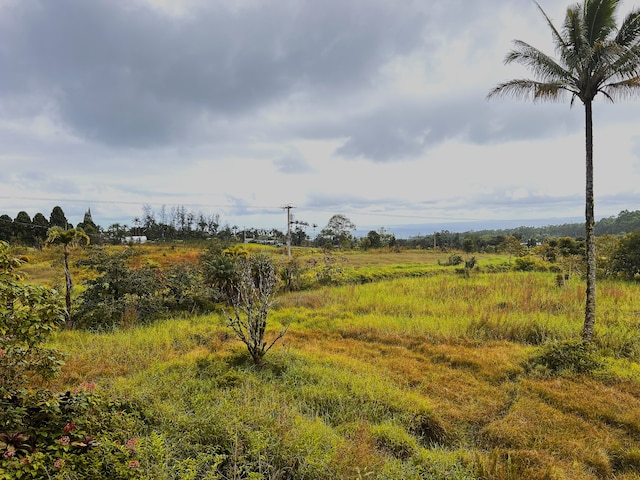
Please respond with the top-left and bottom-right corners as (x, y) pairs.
(3, 243), (640, 479)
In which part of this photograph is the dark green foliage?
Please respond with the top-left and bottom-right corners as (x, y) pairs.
(75, 248), (166, 329)
(48, 206), (69, 229)
(75, 247), (215, 329)
(76, 208), (100, 240)
(0, 241), (66, 394)
(0, 215), (12, 242)
(1, 385), (148, 479)
(32, 213), (49, 246)
(612, 231), (640, 280)
(528, 340), (603, 375)
(513, 256), (536, 272)
(318, 214), (356, 248)
(367, 230), (382, 248)
(13, 211), (33, 246)
(439, 254), (463, 266)
(0, 241), (146, 478)
(200, 251), (239, 304)
(163, 262), (209, 312)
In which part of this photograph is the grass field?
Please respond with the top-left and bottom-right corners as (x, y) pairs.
(19, 244), (640, 478)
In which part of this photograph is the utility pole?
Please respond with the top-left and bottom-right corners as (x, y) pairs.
(282, 205), (295, 258)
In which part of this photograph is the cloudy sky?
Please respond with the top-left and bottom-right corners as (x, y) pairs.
(1, 0), (639, 236)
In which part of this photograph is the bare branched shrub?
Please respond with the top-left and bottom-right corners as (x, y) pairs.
(224, 253), (288, 365)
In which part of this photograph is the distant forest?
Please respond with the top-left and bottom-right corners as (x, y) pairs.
(404, 210), (640, 250)
(2, 204), (640, 251)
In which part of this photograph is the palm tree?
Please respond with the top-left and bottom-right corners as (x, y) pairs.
(46, 227), (90, 327)
(488, 0), (640, 341)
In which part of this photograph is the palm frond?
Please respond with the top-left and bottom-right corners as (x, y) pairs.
(600, 75), (640, 100)
(506, 40), (575, 84)
(584, 0), (619, 44)
(487, 79), (572, 102)
(563, 5), (593, 69)
(534, 1), (569, 53)
(615, 9), (640, 47)
(489, 0), (637, 107)
(597, 43), (640, 82)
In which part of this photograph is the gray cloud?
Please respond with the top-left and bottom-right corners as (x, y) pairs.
(0, 0), (426, 148)
(1, 0), (637, 232)
(331, 94), (582, 162)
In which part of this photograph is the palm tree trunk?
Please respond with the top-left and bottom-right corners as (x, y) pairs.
(582, 99), (596, 342)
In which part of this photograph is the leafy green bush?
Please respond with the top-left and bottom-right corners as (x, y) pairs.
(75, 248), (167, 329)
(0, 241), (66, 397)
(439, 254), (463, 266)
(0, 385), (142, 479)
(612, 231), (640, 280)
(513, 255), (548, 272)
(0, 242), (146, 478)
(200, 250), (239, 304)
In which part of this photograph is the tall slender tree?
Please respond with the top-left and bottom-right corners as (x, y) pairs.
(46, 227), (90, 327)
(488, 0), (640, 341)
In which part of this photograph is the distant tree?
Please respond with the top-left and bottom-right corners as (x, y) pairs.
(500, 236), (525, 263)
(611, 209), (640, 234)
(105, 223), (127, 244)
(595, 234), (619, 279)
(32, 212), (49, 246)
(367, 230), (382, 248)
(319, 214), (356, 248)
(488, 0), (640, 341)
(556, 237), (585, 285)
(13, 211), (33, 245)
(612, 231), (640, 280)
(462, 237), (477, 255)
(436, 230), (461, 250)
(49, 206), (69, 229)
(291, 222), (310, 246)
(46, 227), (90, 327)
(0, 214), (12, 242)
(76, 208), (99, 236)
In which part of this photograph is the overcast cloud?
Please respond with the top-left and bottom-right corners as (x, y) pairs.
(0, 0), (639, 235)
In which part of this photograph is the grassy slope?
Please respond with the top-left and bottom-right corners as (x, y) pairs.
(27, 245), (640, 479)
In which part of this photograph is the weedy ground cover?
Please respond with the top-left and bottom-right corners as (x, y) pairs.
(22, 246), (640, 478)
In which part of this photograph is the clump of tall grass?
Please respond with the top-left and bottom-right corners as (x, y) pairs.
(465, 314), (570, 344)
(527, 339), (604, 376)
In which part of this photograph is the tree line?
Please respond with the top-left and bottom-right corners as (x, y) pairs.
(400, 210), (640, 251)
(4, 204), (640, 252)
